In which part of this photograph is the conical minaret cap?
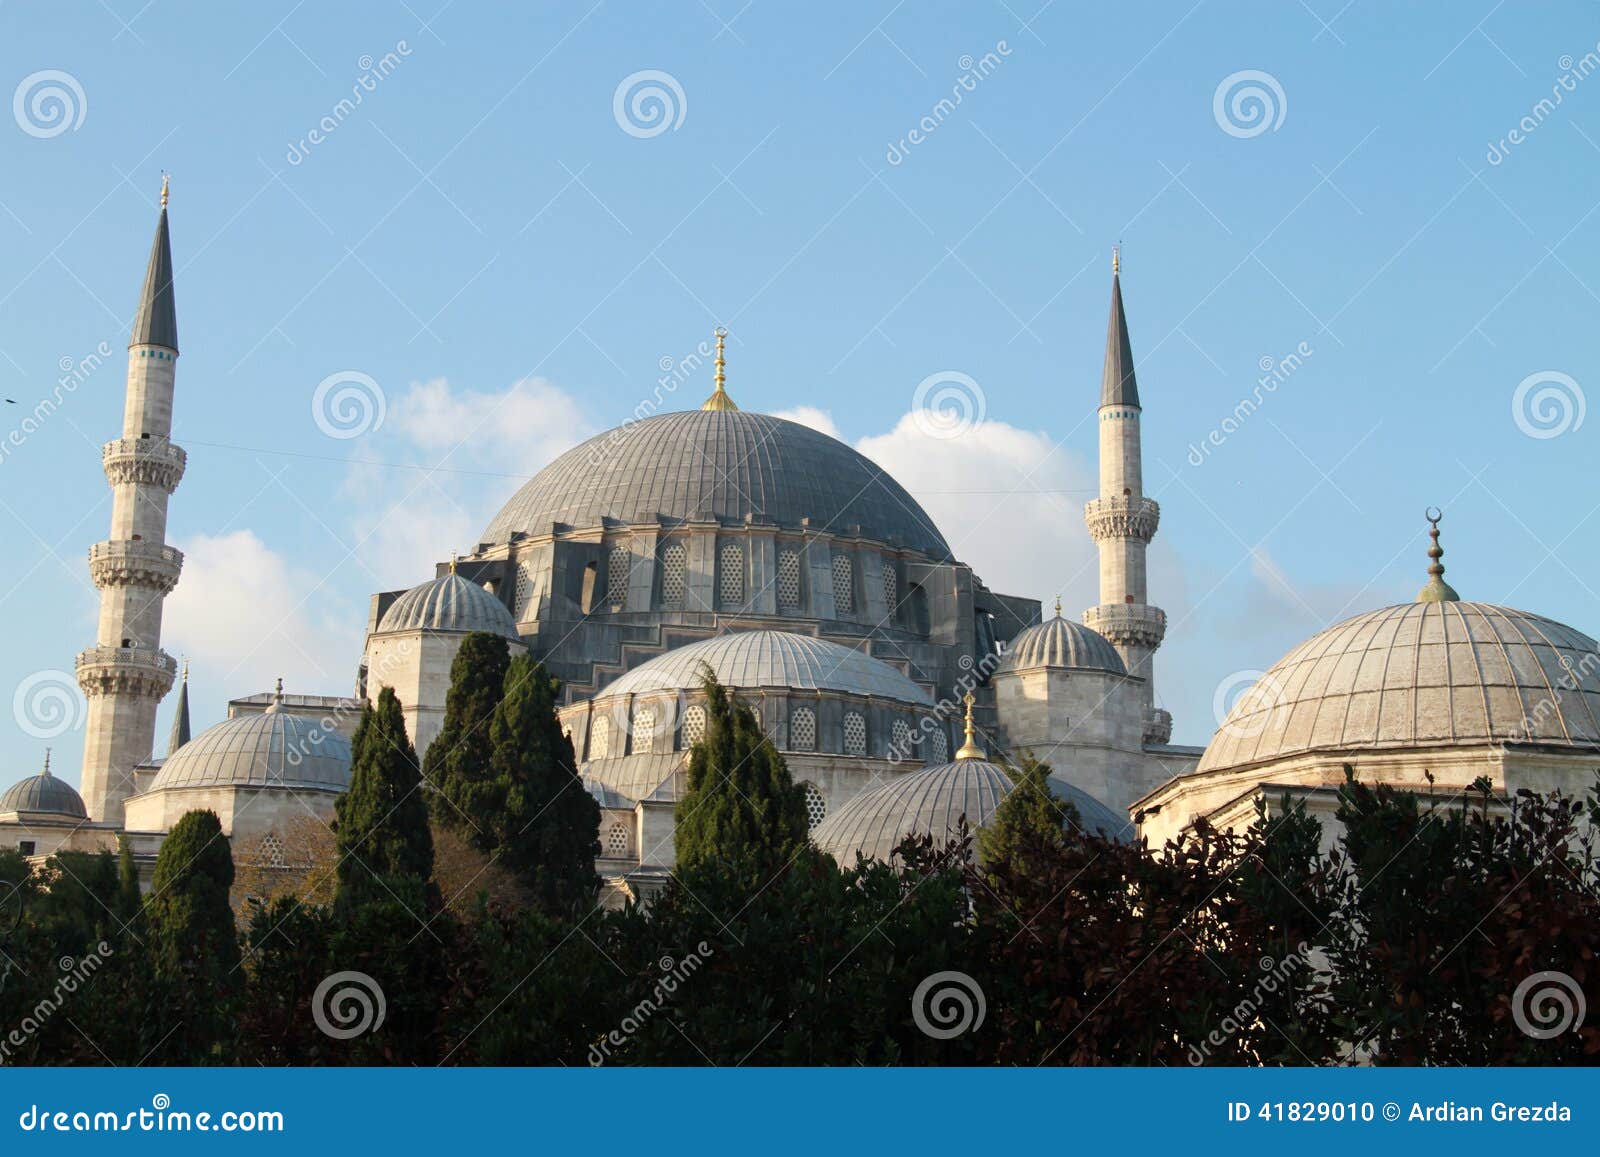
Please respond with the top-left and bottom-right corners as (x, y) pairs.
(1100, 254), (1138, 409)
(129, 177), (178, 352)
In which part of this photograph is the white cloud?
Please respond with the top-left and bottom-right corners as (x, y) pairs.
(771, 405), (843, 440)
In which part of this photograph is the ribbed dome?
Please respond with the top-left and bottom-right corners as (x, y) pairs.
(597, 630), (932, 705)
(479, 409), (951, 559)
(811, 758), (1129, 863)
(1199, 601), (1600, 775)
(0, 769), (87, 819)
(997, 615), (1126, 675)
(149, 705), (352, 792)
(378, 571), (519, 639)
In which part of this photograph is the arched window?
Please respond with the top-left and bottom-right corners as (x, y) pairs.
(719, 541), (745, 606)
(606, 545), (630, 608)
(843, 710), (866, 756)
(882, 561), (898, 620)
(660, 542), (687, 608)
(891, 718), (912, 758)
(832, 554), (854, 614)
(590, 716), (611, 759)
(681, 703), (707, 748)
(632, 706), (657, 754)
(801, 783), (827, 830)
(789, 706), (816, 751)
(777, 548), (802, 610)
(513, 556), (535, 620)
(927, 724), (948, 764)
(605, 821), (631, 857)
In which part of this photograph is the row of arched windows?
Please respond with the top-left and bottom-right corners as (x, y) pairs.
(579, 702), (946, 762)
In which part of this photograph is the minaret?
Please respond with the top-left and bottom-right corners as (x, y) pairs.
(166, 659), (191, 755)
(1083, 249), (1170, 744)
(77, 177), (185, 824)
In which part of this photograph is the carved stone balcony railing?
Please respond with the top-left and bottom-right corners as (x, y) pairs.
(74, 645), (177, 700)
(87, 540), (183, 593)
(1143, 707), (1174, 746)
(1082, 603), (1167, 651)
(1083, 495), (1160, 544)
(102, 437), (186, 492)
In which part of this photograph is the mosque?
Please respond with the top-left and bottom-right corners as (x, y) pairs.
(6, 188), (1600, 897)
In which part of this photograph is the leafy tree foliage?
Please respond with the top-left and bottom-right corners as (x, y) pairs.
(335, 686), (437, 914)
(424, 631), (511, 839)
(979, 754), (1077, 872)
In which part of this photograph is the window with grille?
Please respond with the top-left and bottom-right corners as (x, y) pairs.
(843, 711), (866, 756)
(882, 562), (897, 619)
(606, 545), (630, 608)
(777, 548), (802, 610)
(719, 541), (745, 606)
(633, 706), (657, 754)
(513, 556), (535, 620)
(605, 822), (631, 857)
(259, 833), (287, 868)
(790, 706), (816, 751)
(891, 718), (912, 757)
(660, 542), (687, 607)
(590, 716), (611, 759)
(927, 724), (948, 764)
(832, 554), (854, 614)
(682, 704), (707, 748)
(802, 783), (827, 830)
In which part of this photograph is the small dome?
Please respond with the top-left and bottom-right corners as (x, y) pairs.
(378, 571), (519, 639)
(0, 763), (87, 819)
(149, 702), (352, 792)
(811, 758), (1129, 864)
(997, 613), (1126, 676)
(598, 630), (932, 705)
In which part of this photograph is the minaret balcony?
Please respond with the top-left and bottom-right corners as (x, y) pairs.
(1143, 707), (1174, 746)
(74, 645), (177, 700)
(88, 540), (183, 593)
(1084, 495), (1160, 544)
(1083, 603), (1166, 650)
(102, 437), (186, 492)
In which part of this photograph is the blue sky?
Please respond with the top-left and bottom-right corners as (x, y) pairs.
(3, 1), (1599, 793)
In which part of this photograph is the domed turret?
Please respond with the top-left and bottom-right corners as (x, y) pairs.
(377, 566), (519, 640)
(0, 752), (88, 819)
(149, 682), (351, 793)
(996, 599), (1126, 676)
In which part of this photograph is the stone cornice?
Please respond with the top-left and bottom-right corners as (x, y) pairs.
(102, 437), (185, 492)
(75, 645), (177, 700)
(88, 540), (183, 593)
(1083, 495), (1160, 544)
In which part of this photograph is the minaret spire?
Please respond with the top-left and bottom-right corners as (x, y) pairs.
(1084, 256), (1169, 745)
(77, 184), (185, 824)
(166, 659), (191, 756)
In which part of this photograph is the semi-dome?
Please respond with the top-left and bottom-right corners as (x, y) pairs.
(0, 758), (87, 819)
(997, 606), (1126, 676)
(479, 409), (951, 559)
(149, 697), (352, 792)
(596, 630), (933, 705)
(811, 757), (1129, 863)
(378, 570), (519, 639)
(1199, 600), (1600, 776)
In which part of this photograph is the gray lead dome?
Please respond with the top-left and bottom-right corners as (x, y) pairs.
(997, 616), (1126, 675)
(150, 707), (352, 792)
(378, 571), (519, 639)
(0, 770), (88, 818)
(479, 410), (952, 559)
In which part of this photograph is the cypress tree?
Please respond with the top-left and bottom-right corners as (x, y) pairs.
(146, 809), (239, 1061)
(979, 754), (1079, 872)
(485, 653), (599, 913)
(674, 675), (808, 878)
(335, 686), (436, 913)
(424, 631), (511, 844)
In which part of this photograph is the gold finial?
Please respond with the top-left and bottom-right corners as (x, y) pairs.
(1053, 595), (1062, 619)
(1417, 506), (1461, 603)
(160, 173), (169, 210)
(954, 690), (986, 761)
(1112, 245), (1119, 275)
(267, 676), (284, 712)
(449, 551), (458, 574)
(701, 328), (739, 411)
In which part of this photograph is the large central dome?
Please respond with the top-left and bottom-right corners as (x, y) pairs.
(480, 410), (951, 558)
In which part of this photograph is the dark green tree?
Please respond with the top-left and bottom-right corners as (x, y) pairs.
(335, 686), (437, 914)
(673, 676), (808, 879)
(423, 630), (511, 840)
(484, 653), (599, 913)
(979, 754), (1077, 872)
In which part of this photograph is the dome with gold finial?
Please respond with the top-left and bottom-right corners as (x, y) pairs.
(995, 599), (1126, 676)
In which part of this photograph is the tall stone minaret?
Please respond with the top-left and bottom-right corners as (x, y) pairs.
(77, 179), (184, 824)
(1083, 250), (1170, 745)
